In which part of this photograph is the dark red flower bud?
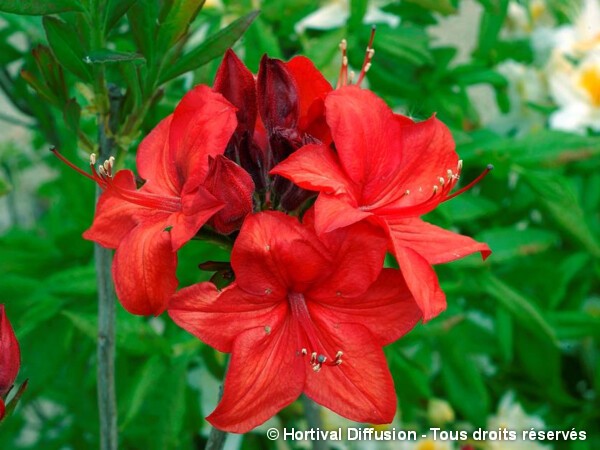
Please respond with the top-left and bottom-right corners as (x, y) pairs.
(0, 305), (21, 398)
(257, 55), (299, 133)
(205, 155), (255, 234)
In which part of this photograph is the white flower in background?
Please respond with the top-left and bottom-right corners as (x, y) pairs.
(294, 0), (399, 34)
(427, 398), (456, 426)
(504, 0), (554, 37)
(486, 60), (548, 134)
(487, 392), (551, 450)
(546, 0), (600, 132)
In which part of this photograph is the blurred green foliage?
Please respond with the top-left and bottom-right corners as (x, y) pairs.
(0, 0), (598, 449)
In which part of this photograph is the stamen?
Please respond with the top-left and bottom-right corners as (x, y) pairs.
(444, 164), (494, 202)
(356, 25), (377, 86)
(336, 39), (349, 88)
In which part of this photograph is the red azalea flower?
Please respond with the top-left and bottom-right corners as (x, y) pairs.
(168, 211), (422, 432)
(272, 86), (491, 321)
(53, 86), (238, 315)
(213, 49), (332, 210)
(0, 305), (21, 420)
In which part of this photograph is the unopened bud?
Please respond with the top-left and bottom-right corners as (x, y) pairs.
(205, 155), (255, 234)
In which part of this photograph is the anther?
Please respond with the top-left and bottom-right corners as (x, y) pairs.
(364, 62), (371, 73)
(90, 153), (96, 165)
(301, 348), (307, 355)
(458, 160), (463, 170)
(404, 189), (410, 196)
(439, 177), (445, 186)
(313, 364), (322, 372)
(339, 39), (347, 50)
(433, 185), (438, 194)
(342, 56), (348, 66)
(264, 288), (272, 295)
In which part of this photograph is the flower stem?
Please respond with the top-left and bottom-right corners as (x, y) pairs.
(205, 359), (229, 450)
(96, 93), (120, 450)
(301, 396), (326, 450)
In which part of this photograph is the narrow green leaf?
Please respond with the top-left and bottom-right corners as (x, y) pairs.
(480, 273), (558, 346)
(43, 16), (92, 82)
(160, 10), (259, 83)
(520, 170), (600, 258)
(157, 0), (205, 50)
(0, 174), (12, 197)
(349, 0), (368, 31)
(0, 0), (84, 15)
(549, 312), (600, 340)
(404, 0), (456, 14)
(105, 0), (137, 32)
(85, 49), (145, 64)
(62, 98), (81, 133)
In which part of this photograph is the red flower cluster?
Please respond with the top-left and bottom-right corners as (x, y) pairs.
(0, 305), (21, 421)
(55, 40), (490, 432)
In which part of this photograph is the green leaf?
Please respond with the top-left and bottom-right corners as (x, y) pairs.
(157, 0), (205, 50)
(476, 0), (509, 61)
(480, 273), (558, 346)
(519, 170), (600, 258)
(549, 312), (600, 340)
(475, 226), (559, 263)
(349, 0), (368, 30)
(105, 0), (137, 32)
(0, 173), (12, 196)
(84, 49), (145, 64)
(376, 25), (432, 66)
(159, 10), (259, 83)
(0, 0), (84, 15)
(439, 339), (490, 424)
(62, 98), (81, 133)
(43, 16), (92, 82)
(436, 193), (500, 222)
(404, 0), (456, 14)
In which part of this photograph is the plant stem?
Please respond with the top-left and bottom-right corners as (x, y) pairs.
(205, 360), (229, 450)
(301, 396), (326, 450)
(96, 119), (118, 450)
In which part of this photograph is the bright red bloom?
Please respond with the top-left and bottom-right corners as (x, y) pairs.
(272, 86), (491, 321)
(169, 211), (421, 432)
(0, 305), (21, 420)
(214, 50), (332, 210)
(60, 86), (238, 315)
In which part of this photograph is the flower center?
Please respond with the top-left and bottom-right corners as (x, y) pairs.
(51, 148), (182, 213)
(580, 66), (600, 107)
(288, 292), (343, 372)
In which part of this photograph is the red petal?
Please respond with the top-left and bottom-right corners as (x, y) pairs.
(313, 194), (371, 234)
(169, 185), (223, 251)
(112, 219), (178, 316)
(83, 170), (150, 249)
(270, 144), (352, 195)
(307, 221), (387, 299)
(0, 305), (20, 397)
(136, 114), (180, 195)
(285, 56), (332, 138)
(324, 86), (403, 195)
(169, 85), (237, 187)
(309, 269), (421, 346)
(384, 116), (458, 210)
(214, 49), (257, 138)
(232, 212), (329, 295)
(391, 244), (446, 322)
(257, 56), (299, 131)
(168, 283), (288, 353)
(303, 323), (396, 424)
(386, 217), (491, 265)
(0, 398), (5, 421)
(207, 323), (305, 433)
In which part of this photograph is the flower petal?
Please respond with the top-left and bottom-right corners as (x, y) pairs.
(391, 244), (446, 322)
(270, 144), (351, 194)
(168, 283), (288, 353)
(136, 114), (180, 195)
(307, 221), (387, 299)
(207, 322), (305, 433)
(257, 56), (299, 132)
(232, 212), (330, 295)
(386, 217), (491, 265)
(313, 193), (372, 234)
(112, 219), (178, 316)
(169, 185), (223, 251)
(324, 86), (404, 194)
(83, 170), (153, 249)
(303, 323), (396, 424)
(309, 269), (421, 346)
(0, 305), (20, 397)
(169, 85), (238, 187)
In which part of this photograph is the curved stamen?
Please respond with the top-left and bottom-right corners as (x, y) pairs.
(356, 26), (376, 86)
(51, 147), (182, 213)
(336, 39), (349, 89)
(443, 164), (493, 202)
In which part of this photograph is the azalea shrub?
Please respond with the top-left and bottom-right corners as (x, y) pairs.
(0, 0), (599, 449)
